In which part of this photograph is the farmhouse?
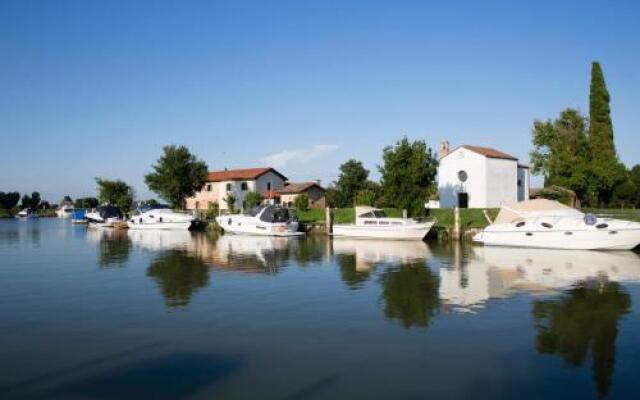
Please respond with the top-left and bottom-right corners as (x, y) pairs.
(437, 141), (529, 208)
(186, 167), (287, 211)
(277, 182), (326, 209)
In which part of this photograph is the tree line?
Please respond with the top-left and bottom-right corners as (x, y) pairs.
(531, 62), (640, 208)
(326, 137), (438, 216)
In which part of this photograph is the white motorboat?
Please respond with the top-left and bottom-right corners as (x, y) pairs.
(332, 206), (434, 240)
(56, 196), (75, 218)
(215, 205), (303, 236)
(16, 209), (38, 219)
(473, 199), (640, 250)
(86, 205), (124, 228)
(127, 205), (194, 230)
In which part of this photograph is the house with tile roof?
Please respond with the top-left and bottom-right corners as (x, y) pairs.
(185, 167), (288, 212)
(437, 141), (529, 208)
(277, 181), (326, 209)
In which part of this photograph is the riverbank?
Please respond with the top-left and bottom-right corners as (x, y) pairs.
(294, 207), (640, 240)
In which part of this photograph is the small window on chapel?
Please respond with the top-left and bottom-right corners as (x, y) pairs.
(241, 182), (248, 191)
(206, 184), (212, 192)
(226, 183), (232, 191)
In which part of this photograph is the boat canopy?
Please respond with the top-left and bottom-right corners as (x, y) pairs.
(97, 205), (123, 219)
(355, 206), (387, 220)
(494, 199), (582, 224)
(258, 205), (291, 223)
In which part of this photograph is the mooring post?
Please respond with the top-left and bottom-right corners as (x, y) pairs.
(402, 209), (407, 219)
(453, 207), (461, 241)
(325, 207), (333, 235)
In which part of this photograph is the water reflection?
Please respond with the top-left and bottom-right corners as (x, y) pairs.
(146, 250), (210, 308)
(87, 228), (131, 267)
(439, 246), (640, 313)
(380, 261), (439, 329)
(331, 239), (430, 290)
(533, 277), (631, 397)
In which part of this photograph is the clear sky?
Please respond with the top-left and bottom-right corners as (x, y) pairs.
(1, 0), (639, 202)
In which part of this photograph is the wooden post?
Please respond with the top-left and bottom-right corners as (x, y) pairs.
(453, 207), (461, 241)
(325, 207), (333, 235)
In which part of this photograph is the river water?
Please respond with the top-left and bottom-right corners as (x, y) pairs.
(1, 218), (640, 399)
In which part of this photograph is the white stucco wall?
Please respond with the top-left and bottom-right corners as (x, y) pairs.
(438, 148), (487, 208)
(438, 147), (528, 208)
(485, 158), (518, 207)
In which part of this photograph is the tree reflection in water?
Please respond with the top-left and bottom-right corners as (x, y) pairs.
(98, 230), (131, 267)
(380, 261), (439, 329)
(337, 254), (371, 290)
(146, 250), (210, 308)
(532, 277), (631, 397)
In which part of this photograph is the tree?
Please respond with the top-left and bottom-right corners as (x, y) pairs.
(144, 145), (208, 209)
(334, 159), (369, 207)
(354, 181), (383, 207)
(224, 194), (236, 213)
(205, 201), (219, 219)
(0, 192), (20, 209)
(589, 62), (626, 206)
(95, 178), (134, 212)
(245, 191), (263, 210)
(294, 194), (309, 211)
(20, 191), (40, 209)
(74, 197), (99, 209)
(379, 137), (438, 216)
(630, 165), (640, 207)
(610, 176), (637, 208)
(530, 109), (593, 204)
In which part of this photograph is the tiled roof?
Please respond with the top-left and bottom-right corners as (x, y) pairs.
(460, 145), (518, 161)
(277, 182), (324, 194)
(206, 167), (287, 182)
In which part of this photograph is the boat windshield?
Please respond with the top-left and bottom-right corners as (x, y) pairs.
(358, 210), (387, 218)
(248, 205), (266, 217)
(258, 206), (290, 223)
(97, 205), (123, 219)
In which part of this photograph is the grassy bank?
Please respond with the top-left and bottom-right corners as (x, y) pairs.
(296, 207), (499, 229)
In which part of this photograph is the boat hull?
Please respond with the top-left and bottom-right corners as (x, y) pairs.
(474, 228), (640, 250)
(332, 221), (434, 240)
(215, 216), (302, 237)
(127, 221), (192, 230)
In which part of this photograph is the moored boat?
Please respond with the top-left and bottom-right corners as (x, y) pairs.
(473, 199), (640, 250)
(332, 206), (434, 240)
(127, 205), (194, 230)
(16, 209), (38, 219)
(86, 205), (124, 228)
(215, 205), (302, 236)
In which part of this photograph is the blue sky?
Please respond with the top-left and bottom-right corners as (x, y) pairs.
(1, 0), (639, 202)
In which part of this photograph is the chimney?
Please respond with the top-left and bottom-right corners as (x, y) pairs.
(439, 140), (450, 159)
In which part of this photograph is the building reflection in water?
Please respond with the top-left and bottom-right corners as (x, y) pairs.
(439, 244), (640, 397)
(439, 246), (640, 313)
(87, 228), (132, 268)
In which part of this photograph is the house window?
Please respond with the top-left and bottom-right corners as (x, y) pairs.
(267, 182), (272, 191)
(517, 179), (522, 187)
(206, 184), (212, 192)
(195, 201), (200, 209)
(241, 182), (248, 191)
(226, 183), (232, 191)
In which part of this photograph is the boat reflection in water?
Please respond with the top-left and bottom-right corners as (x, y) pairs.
(439, 246), (640, 314)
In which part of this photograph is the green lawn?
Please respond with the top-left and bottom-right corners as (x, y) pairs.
(295, 207), (498, 229)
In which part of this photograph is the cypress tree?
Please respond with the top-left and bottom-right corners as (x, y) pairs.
(589, 62), (624, 205)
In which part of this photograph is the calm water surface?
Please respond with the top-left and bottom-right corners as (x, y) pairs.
(1, 219), (640, 399)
